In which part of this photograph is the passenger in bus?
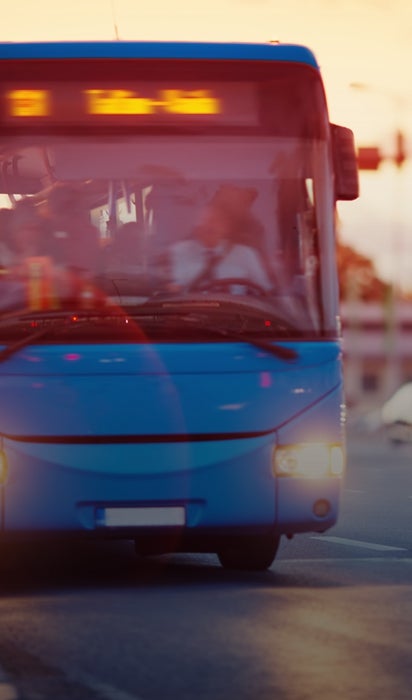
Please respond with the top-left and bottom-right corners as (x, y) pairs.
(44, 184), (100, 274)
(169, 190), (272, 292)
(211, 185), (265, 251)
(103, 221), (146, 273)
(0, 207), (15, 268)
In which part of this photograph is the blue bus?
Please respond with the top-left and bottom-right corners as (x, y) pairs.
(0, 41), (358, 570)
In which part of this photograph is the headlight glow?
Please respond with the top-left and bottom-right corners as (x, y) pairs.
(0, 449), (8, 483)
(273, 443), (344, 478)
(330, 446), (345, 475)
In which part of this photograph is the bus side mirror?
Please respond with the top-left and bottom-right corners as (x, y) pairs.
(330, 123), (359, 201)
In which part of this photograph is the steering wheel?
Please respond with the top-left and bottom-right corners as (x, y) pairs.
(191, 277), (269, 298)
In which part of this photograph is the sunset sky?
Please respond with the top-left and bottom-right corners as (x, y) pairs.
(1, 0), (412, 287)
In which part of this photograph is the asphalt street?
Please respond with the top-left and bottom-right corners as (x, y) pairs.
(0, 433), (411, 700)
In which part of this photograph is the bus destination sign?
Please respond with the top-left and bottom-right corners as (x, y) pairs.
(1, 83), (257, 126)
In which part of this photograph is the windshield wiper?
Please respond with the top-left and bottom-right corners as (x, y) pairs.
(0, 310), (113, 364)
(0, 325), (55, 364)
(162, 315), (297, 361)
(130, 301), (298, 361)
(0, 305), (298, 363)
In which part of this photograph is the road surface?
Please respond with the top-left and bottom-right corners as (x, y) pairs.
(0, 434), (411, 700)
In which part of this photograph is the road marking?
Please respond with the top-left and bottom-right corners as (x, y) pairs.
(279, 557), (412, 563)
(311, 535), (407, 552)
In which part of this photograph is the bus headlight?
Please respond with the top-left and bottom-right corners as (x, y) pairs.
(273, 443), (344, 478)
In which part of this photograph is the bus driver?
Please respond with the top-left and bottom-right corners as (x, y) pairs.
(169, 193), (272, 293)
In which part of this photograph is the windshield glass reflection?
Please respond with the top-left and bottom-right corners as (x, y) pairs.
(0, 136), (327, 338)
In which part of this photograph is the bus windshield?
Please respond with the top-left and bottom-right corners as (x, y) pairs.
(0, 59), (335, 339)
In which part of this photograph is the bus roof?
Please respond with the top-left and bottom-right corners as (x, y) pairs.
(0, 41), (319, 68)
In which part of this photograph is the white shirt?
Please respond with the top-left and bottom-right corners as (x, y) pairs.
(170, 239), (272, 290)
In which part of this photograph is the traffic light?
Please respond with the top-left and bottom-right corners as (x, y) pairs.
(357, 132), (407, 170)
(394, 129), (406, 168)
(357, 146), (382, 170)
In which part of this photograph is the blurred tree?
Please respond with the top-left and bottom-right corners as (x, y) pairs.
(337, 240), (390, 302)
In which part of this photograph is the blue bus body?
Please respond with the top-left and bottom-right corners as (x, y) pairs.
(0, 40), (319, 64)
(0, 41), (358, 569)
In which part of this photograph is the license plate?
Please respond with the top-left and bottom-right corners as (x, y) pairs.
(98, 506), (185, 527)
